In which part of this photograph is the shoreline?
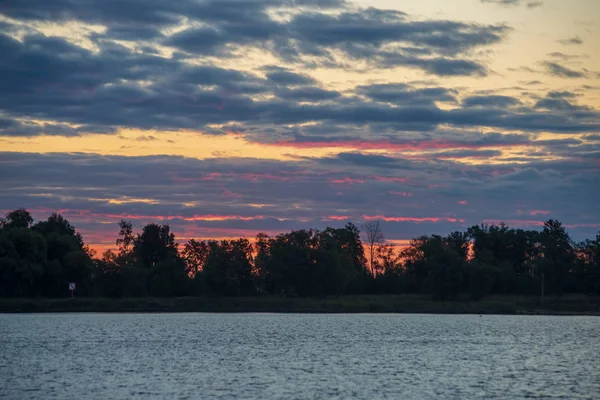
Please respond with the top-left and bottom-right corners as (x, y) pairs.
(1, 295), (599, 315)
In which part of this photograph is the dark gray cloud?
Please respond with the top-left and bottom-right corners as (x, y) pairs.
(543, 62), (587, 78)
(534, 91), (592, 112)
(1, 151), (597, 244)
(274, 87), (341, 102)
(462, 95), (521, 108)
(527, 1), (543, 8)
(558, 36), (584, 45)
(584, 134), (600, 142)
(164, 23), (281, 57)
(95, 26), (165, 41)
(481, 0), (521, 6)
(1, 32), (598, 138)
(1, 0), (598, 249)
(266, 10), (508, 74)
(432, 149), (504, 158)
(261, 66), (317, 85)
(0, 0), (345, 26)
(285, 11), (507, 56)
(521, 80), (543, 85)
(548, 52), (588, 61)
(357, 84), (457, 105)
(480, 0), (543, 7)
(333, 152), (408, 168)
(0, 0), (509, 76)
(0, 117), (113, 137)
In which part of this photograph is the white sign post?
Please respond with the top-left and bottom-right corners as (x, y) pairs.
(68, 282), (76, 298)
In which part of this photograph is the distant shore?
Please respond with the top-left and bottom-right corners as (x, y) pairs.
(1, 295), (599, 315)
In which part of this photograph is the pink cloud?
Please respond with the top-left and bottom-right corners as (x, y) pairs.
(363, 215), (464, 223)
(326, 215), (350, 221)
(530, 210), (551, 216)
(328, 177), (365, 184)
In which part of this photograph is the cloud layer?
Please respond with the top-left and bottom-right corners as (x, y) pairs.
(0, 0), (599, 250)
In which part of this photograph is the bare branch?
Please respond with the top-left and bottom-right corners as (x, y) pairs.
(362, 220), (385, 275)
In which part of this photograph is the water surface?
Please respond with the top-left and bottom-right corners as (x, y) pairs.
(1, 313), (598, 399)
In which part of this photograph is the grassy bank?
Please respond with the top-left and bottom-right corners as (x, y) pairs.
(1, 295), (599, 315)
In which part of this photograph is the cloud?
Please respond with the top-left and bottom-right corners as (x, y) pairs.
(521, 80), (542, 85)
(0, 0), (344, 29)
(462, 95), (521, 108)
(262, 66), (317, 85)
(584, 134), (600, 142)
(2, 1), (509, 77)
(533, 91), (592, 112)
(430, 149), (504, 159)
(558, 36), (584, 45)
(547, 52), (588, 61)
(357, 83), (457, 105)
(526, 1), (543, 8)
(1, 151), (598, 247)
(481, 0), (521, 5)
(0, 117), (113, 137)
(274, 86), (341, 101)
(0, 0), (599, 248)
(268, 10), (509, 74)
(480, 0), (542, 7)
(262, 130), (535, 153)
(542, 62), (586, 78)
(135, 135), (158, 141)
(2, 32), (598, 139)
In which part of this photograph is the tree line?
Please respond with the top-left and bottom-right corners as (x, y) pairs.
(1, 208), (599, 300)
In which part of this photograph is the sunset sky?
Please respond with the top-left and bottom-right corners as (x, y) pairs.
(1, 0), (599, 253)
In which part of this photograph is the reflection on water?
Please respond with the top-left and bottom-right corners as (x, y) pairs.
(1, 313), (599, 399)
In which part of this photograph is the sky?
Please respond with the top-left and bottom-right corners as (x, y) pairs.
(0, 0), (599, 253)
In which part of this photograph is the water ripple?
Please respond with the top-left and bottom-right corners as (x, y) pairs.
(0, 313), (599, 399)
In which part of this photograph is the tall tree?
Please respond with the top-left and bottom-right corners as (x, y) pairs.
(33, 213), (93, 296)
(1, 208), (34, 230)
(182, 239), (209, 276)
(203, 239), (255, 296)
(0, 226), (46, 297)
(363, 220), (385, 276)
(133, 223), (177, 269)
(401, 235), (466, 299)
(538, 219), (575, 295)
(116, 220), (134, 257)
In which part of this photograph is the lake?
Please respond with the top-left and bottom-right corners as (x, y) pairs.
(1, 313), (598, 399)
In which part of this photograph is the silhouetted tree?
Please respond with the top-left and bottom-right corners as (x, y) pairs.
(203, 239), (255, 296)
(33, 213), (93, 296)
(182, 239), (209, 276)
(538, 220), (575, 295)
(133, 223), (177, 269)
(116, 220), (134, 257)
(576, 232), (600, 294)
(1, 208), (34, 230)
(1, 208), (598, 301)
(363, 220), (384, 276)
(0, 225), (46, 297)
(402, 235), (466, 300)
